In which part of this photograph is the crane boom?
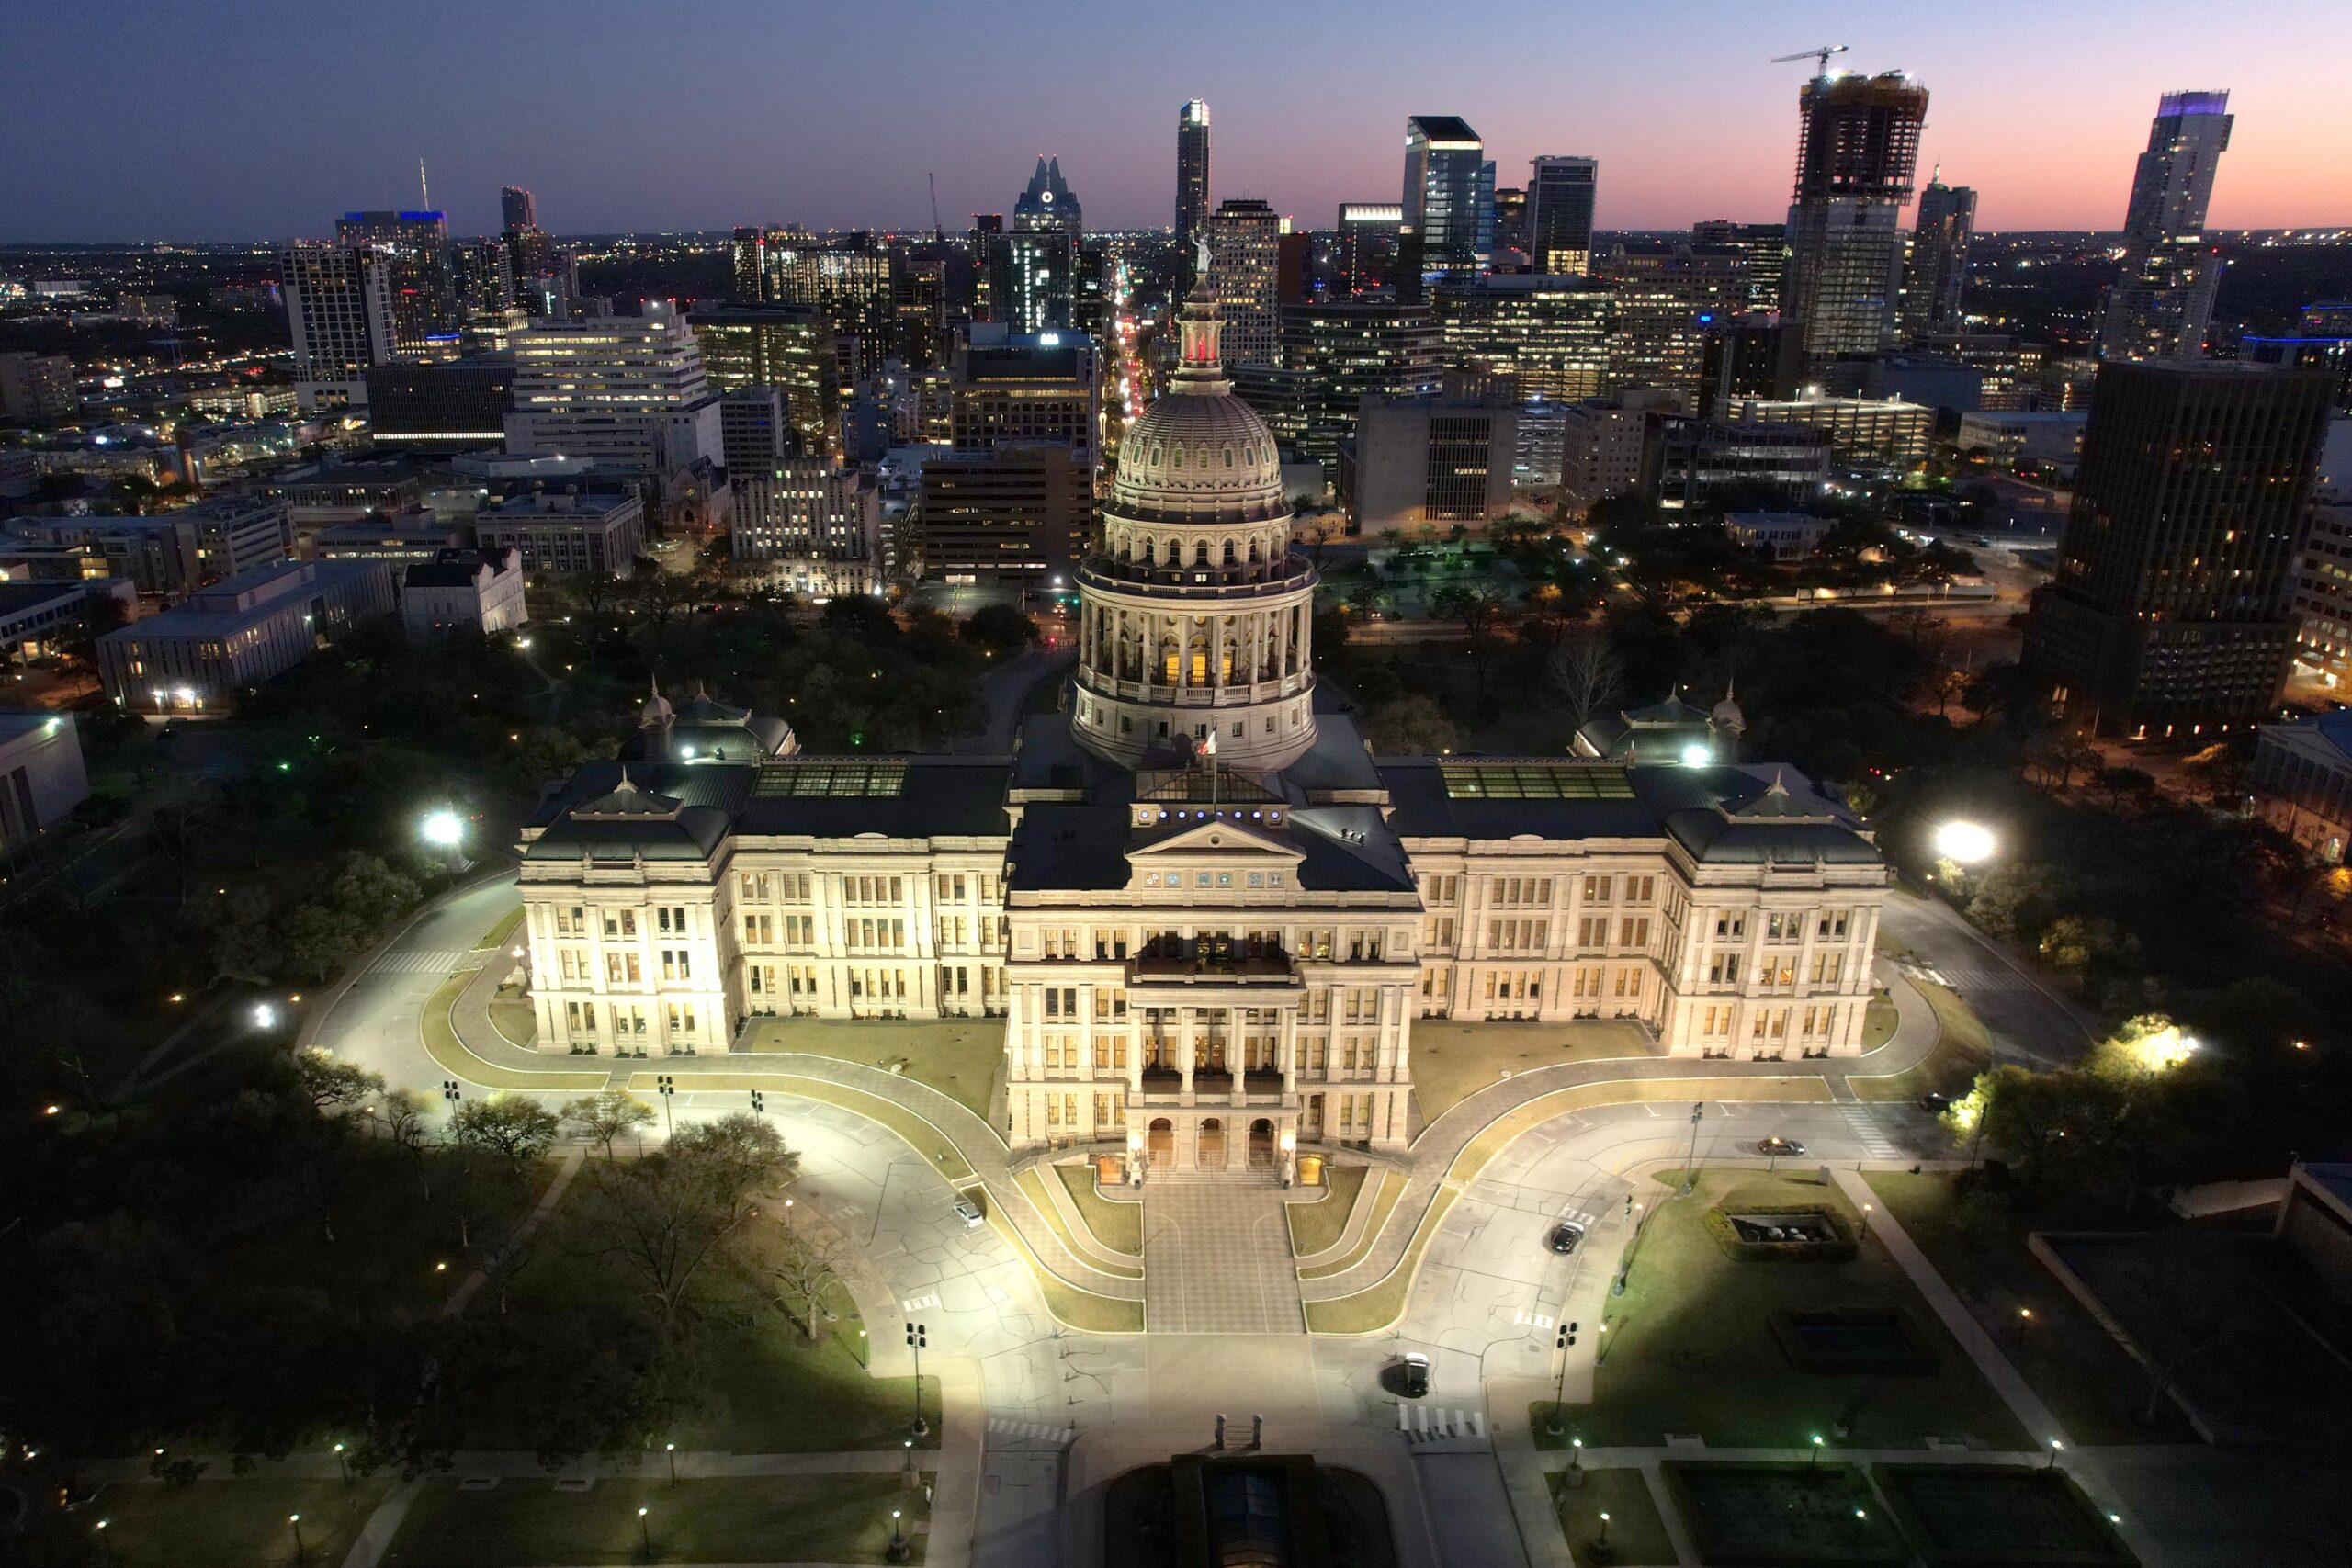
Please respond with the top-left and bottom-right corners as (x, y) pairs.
(1770, 43), (1849, 73)
(927, 173), (944, 242)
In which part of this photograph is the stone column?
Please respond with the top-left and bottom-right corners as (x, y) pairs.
(1280, 1006), (1298, 1095)
(1179, 1006), (1195, 1097)
(1229, 1004), (1248, 1107)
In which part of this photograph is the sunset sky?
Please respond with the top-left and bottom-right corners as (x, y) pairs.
(2, 0), (2346, 242)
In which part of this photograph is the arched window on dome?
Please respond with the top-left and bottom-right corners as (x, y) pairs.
(1249, 537), (1262, 564)
(1223, 446), (1235, 468)
(1196, 446), (1210, 470)
(1244, 446), (1255, 466)
(1170, 446), (1184, 468)
(1149, 443), (1163, 466)
(1222, 538), (1238, 567)
(1193, 540), (1209, 567)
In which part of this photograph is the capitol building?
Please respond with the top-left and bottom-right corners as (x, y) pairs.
(514, 280), (1889, 1180)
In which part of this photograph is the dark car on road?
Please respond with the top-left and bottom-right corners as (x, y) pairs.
(1756, 1135), (1806, 1157)
(1546, 1221), (1585, 1255)
(1396, 1352), (1430, 1398)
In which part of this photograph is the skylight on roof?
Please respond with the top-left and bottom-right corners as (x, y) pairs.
(752, 761), (908, 798)
(1439, 762), (1635, 800)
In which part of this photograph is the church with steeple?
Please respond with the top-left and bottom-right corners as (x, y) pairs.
(514, 276), (1889, 1181)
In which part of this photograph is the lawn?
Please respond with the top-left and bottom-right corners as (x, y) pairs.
(1534, 1170), (2028, 1450)
(1864, 1172), (2198, 1447)
(1303, 1187), (1459, 1335)
(1852, 981), (1990, 1104)
(1861, 997), (1900, 1052)
(1296, 1168), (1405, 1280)
(1285, 1163), (1368, 1258)
(1056, 1163), (1142, 1254)
(979, 1206), (1145, 1333)
(1660, 1462), (1908, 1567)
(741, 1016), (1002, 1122)
(383, 1474), (927, 1566)
(1408, 1019), (1656, 1125)
(487, 994), (538, 1047)
(87, 1477), (391, 1568)
(1017, 1168), (1142, 1278)
(1548, 1467), (1674, 1566)
(1873, 1463), (2138, 1567)
(506, 1190), (938, 1453)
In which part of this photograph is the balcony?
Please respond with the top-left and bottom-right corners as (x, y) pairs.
(1130, 937), (1295, 979)
(1077, 558), (1317, 601)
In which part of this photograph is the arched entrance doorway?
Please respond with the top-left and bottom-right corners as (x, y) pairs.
(1249, 1118), (1275, 1168)
(1197, 1118), (1225, 1168)
(1147, 1118), (1174, 1168)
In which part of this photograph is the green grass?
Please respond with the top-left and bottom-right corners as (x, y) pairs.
(472, 906), (526, 950)
(1303, 1188), (1459, 1334)
(1285, 1163), (1368, 1258)
(1017, 1169), (1142, 1278)
(486, 998), (537, 1048)
(1660, 1462), (1907, 1566)
(1547, 1468), (1673, 1567)
(87, 1477), (391, 1568)
(1056, 1163), (1142, 1255)
(1408, 1019), (1656, 1125)
(1533, 1170), (2029, 1450)
(1861, 996), (1900, 1052)
(1297, 1169), (1407, 1280)
(424, 969), (607, 1092)
(1863, 1170), (2197, 1447)
(1852, 981), (1990, 1104)
(978, 1209), (1145, 1333)
(383, 1474), (927, 1566)
(741, 1015), (1003, 1122)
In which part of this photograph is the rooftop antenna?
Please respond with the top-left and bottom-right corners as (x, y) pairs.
(927, 173), (944, 243)
(418, 158), (431, 210)
(1770, 42), (1849, 74)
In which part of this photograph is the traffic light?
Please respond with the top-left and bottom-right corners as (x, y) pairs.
(750, 1089), (765, 1112)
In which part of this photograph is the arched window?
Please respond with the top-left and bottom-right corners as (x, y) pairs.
(1249, 538), (1262, 563)
(1222, 538), (1238, 566)
(1223, 446), (1235, 468)
(1244, 446), (1255, 466)
(1170, 446), (1184, 468)
(1196, 446), (1210, 470)
(1193, 540), (1209, 567)
(1149, 444), (1163, 466)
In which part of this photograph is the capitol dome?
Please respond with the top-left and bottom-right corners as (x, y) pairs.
(1069, 264), (1318, 774)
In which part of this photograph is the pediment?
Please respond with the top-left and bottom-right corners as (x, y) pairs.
(1126, 819), (1303, 863)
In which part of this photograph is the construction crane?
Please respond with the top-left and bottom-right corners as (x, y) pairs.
(1770, 42), (1849, 74)
(927, 173), (944, 242)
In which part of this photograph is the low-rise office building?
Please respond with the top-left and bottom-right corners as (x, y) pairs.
(0, 580), (105, 660)
(1648, 419), (1833, 511)
(0, 711), (88, 852)
(401, 547), (527, 638)
(1341, 395), (1520, 533)
(1726, 511), (1837, 561)
(1714, 395), (1932, 467)
(471, 491), (647, 578)
(96, 558), (394, 711)
(1956, 410), (2089, 476)
(911, 444), (1091, 586)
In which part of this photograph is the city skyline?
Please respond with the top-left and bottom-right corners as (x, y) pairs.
(1, 0), (2346, 243)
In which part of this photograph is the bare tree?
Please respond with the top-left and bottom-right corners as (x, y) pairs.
(580, 1114), (798, 1339)
(562, 1087), (656, 1160)
(1546, 638), (1624, 732)
(767, 1218), (843, 1343)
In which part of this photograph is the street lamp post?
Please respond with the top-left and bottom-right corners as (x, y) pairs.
(888, 1507), (911, 1564)
(288, 1514), (305, 1565)
(665, 1442), (676, 1487)
(2046, 1438), (2064, 1472)
(333, 1442), (349, 1485)
(638, 1506), (650, 1558)
(1597, 1512), (1611, 1551)
(906, 1321), (930, 1438)
(1810, 1433), (1825, 1470)
(1681, 1102), (1704, 1196)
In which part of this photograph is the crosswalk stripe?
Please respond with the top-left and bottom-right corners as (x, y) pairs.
(1838, 1104), (1901, 1158)
(900, 1292), (941, 1312)
(372, 949), (469, 975)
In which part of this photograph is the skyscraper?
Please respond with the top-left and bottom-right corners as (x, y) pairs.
(504, 302), (722, 476)
(1337, 203), (1404, 298)
(1776, 71), (1928, 388)
(1176, 100), (1211, 262)
(282, 242), (396, 412)
(335, 209), (457, 355)
(500, 186), (537, 231)
(2022, 361), (2334, 736)
(1400, 116), (1494, 300)
(1692, 220), (1787, 310)
(2098, 90), (2233, 362)
(998, 157), (1081, 333)
(1899, 171), (1975, 340)
(1526, 156), (1599, 276)
(1205, 198), (1283, 368)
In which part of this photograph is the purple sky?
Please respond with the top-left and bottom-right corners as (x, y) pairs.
(1, 0), (2345, 242)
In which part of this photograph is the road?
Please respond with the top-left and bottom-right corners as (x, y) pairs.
(1876, 886), (2098, 1067)
(292, 868), (2111, 1567)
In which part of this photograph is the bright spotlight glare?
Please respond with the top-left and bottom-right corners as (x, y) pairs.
(1680, 743), (1712, 766)
(420, 810), (465, 848)
(1934, 820), (1996, 864)
(252, 1003), (277, 1030)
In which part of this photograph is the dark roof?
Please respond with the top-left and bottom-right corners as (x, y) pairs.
(1408, 115), (1480, 142)
(1378, 758), (1881, 867)
(401, 558), (492, 589)
(528, 756), (1011, 854)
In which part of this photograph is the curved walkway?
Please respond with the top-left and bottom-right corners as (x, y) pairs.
(432, 957), (1146, 1309)
(1296, 983), (1947, 1321)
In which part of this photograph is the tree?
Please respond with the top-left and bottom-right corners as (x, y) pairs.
(283, 901), (369, 983)
(328, 852), (424, 922)
(563, 1088), (656, 1160)
(205, 886), (278, 987)
(961, 603), (1038, 655)
(768, 1222), (842, 1343)
(581, 1114), (797, 1338)
(2037, 915), (2140, 980)
(1429, 581), (1509, 698)
(2095, 765), (2156, 812)
(1545, 638), (1624, 732)
(1363, 696), (1457, 755)
(449, 1096), (560, 1179)
(291, 1047), (385, 1115)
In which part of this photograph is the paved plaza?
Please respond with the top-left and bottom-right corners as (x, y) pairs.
(1141, 1183), (1306, 1334)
